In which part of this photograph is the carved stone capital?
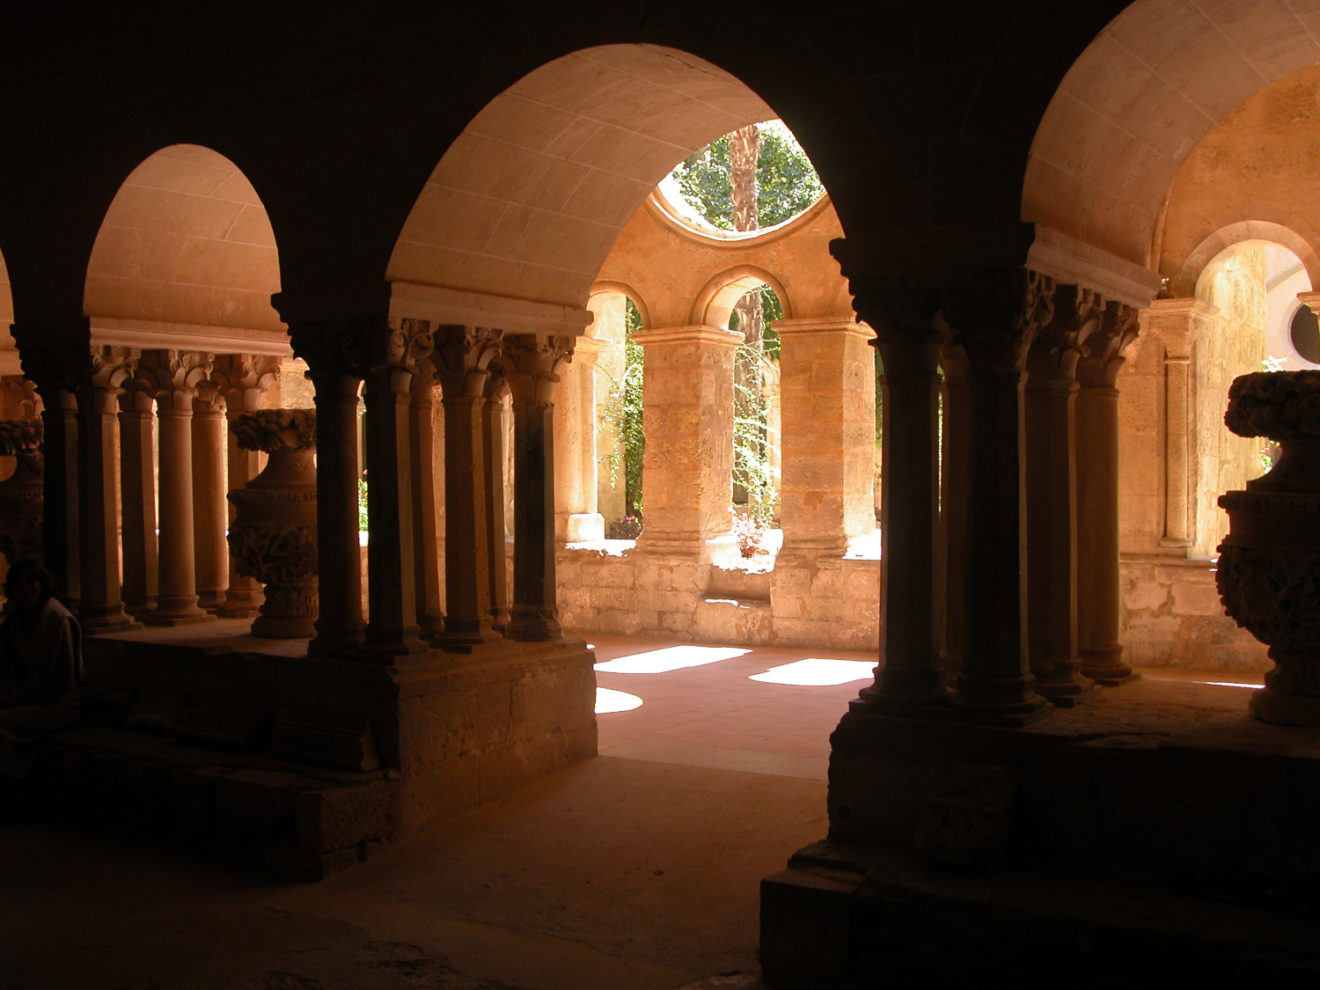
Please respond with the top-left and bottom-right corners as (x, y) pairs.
(88, 345), (139, 393)
(502, 332), (574, 403)
(1028, 284), (1104, 382)
(849, 276), (941, 377)
(380, 318), (436, 373)
(434, 325), (504, 398)
(212, 354), (282, 413)
(0, 418), (44, 477)
(17, 340), (92, 398)
(1076, 300), (1140, 388)
(288, 316), (382, 380)
(231, 409), (317, 453)
(0, 378), (42, 420)
(135, 350), (215, 408)
(939, 268), (1055, 375)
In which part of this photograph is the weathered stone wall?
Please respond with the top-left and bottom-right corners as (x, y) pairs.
(556, 545), (880, 650)
(1120, 554), (1268, 673)
(1194, 247), (1267, 558)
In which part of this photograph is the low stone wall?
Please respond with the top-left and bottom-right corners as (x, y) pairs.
(1120, 552), (1268, 673)
(556, 543), (880, 650)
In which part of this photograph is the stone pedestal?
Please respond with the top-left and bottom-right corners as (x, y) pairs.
(228, 409), (319, 638)
(1217, 371), (1320, 725)
(632, 324), (741, 559)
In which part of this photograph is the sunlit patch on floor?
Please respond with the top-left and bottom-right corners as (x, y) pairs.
(594, 645), (750, 674)
(595, 687), (644, 713)
(750, 658), (875, 686)
(1199, 680), (1259, 689)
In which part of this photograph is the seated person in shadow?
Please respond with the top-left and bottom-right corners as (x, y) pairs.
(0, 558), (82, 781)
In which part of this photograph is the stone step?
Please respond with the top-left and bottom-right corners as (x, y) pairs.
(27, 724), (400, 881)
(761, 841), (1320, 987)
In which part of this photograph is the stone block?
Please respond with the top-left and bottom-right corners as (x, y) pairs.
(1171, 577), (1227, 616)
(1125, 578), (1171, 613)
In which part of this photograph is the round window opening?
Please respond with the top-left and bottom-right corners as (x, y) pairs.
(1291, 305), (1320, 364)
(660, 119), (824, 235)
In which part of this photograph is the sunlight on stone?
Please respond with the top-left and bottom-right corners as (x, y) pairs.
(750, 658), (875, 686)
(1200, 680), (1259, 689)
(595, 687), (644, 714)
(594, 645), (750, 674)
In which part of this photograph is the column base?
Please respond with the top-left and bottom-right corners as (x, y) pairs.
(79, 611), (143, 635)
(143, 612), (215, 628)
(307, 630), (366, 658)
(507, 608), (563, 643)
(1080, 644), (1139, 686)
(417, 613), (445, 640)
(364, 625), (429, 657)
(952, 673), (1050, 726)
(1032, 663), (1094, 708)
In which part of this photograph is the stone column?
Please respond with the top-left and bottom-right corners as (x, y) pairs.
(506, 333), (574, 642)
(632, 324), (741, 557)
(1076, 301), (1142, 685)
(362, 319), (434, 657)
(484, 377), (512, 633)
(553, 334), (606, 542)
(850, 280), (947, 708)
(288, 321), (370, 657)
(409, 359), (444, 640)
(0, 419), (46, 569)
(1142, 298), (1213, 551)
(940, 269), (1052, 723)
(119, 382), (158, 616)
(15, 334), (86, 602)
(1023, 285), (1102, 706)
(212, 354), (282, 618)
(191, 382), (228, 611)
(139, 350), (214, 625)
(938, 341), (971, 682)
(76, 346), (139, 631)
(434, 325), (504, 649)
(775, 317), (876, 558)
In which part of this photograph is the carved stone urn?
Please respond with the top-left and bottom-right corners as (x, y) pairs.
(227, 409), (318, 638)
(1217, 371), (1320, 725)
(0, 419), (44, 568)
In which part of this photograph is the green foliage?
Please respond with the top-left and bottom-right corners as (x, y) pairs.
(599, 298), (646, 522)
(671, 121), (824, 231)
(728, 285), (783, 358)
(732, 340), (780, 529)
(357, 475), (369, 532)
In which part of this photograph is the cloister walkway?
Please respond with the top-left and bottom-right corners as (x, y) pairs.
(0, 630), (1263, 990)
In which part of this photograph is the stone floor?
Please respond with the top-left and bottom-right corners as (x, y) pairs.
(0, 629), (1273, 990)
(1, 633), (882, 990)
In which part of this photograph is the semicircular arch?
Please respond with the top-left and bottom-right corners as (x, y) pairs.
(1024, 0), (1320, 268)
(589, 281), (651, 331)
(1176, 222), (1320, 300)
(386, 45), (779, 324)
(84, 143), (284, 335)
(690, 264), (793, 330)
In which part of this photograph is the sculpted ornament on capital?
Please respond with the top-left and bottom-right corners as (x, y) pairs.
(231, 408), (317, 453)
(136, 350), (216, 409)
(849, 275), (942, 375)
(18, 340), (93, 399)
(940, 268), (1056, 375)
(212, 354), (282, 414)
(502, 333), (575, 404)
(1077, 301), (1141, 389)
(288, 316), (383, 381)
(434, 325), (504, 397)
(1029, 284), (1104, 381)
(0, 418), (44, 476)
